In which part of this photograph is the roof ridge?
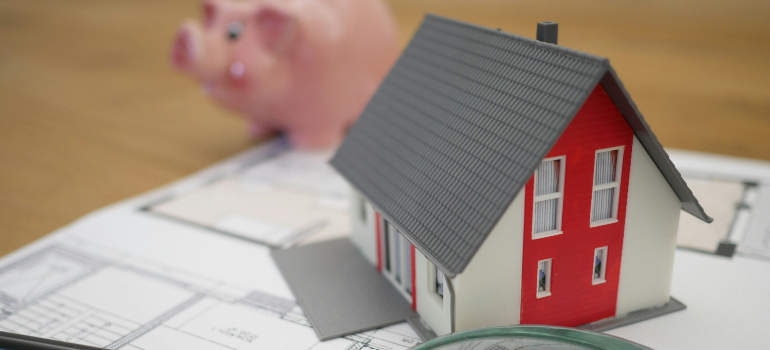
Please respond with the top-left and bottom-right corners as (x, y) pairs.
(424, 13), (610, 68)
(332, 15), (615, 276)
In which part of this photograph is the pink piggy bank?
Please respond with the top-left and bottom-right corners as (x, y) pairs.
(171, 0), (400, 148)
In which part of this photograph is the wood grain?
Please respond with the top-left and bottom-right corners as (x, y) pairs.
(0, 0), (768, 257)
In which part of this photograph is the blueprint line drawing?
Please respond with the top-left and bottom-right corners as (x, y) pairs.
(675, 177), (753, 255)
(0, 245), (104, 313)
(106, 294), (206, 349)
(0, 242), (420, 350)
(145, 141), (352, 249)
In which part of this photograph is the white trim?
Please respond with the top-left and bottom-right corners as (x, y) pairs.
(381, 219), (413, 303)
(349, 191), (377, 265)
(383, 267), (414, 303)
(401, 232), (412, 295)
(590, 146), (624, 227)
(592, 246), (608, 285)
(357, 194), (368, 223)
(535, 192), (562, 201)
(428, 262), (445, 303)
(590, 218), (618, 227)
(416, 252), (451, 335)
(593, 182), (620, 191)
(536, 258), (552, 298)
(533, 156), (566, 238)
(531, 230), (563, 240)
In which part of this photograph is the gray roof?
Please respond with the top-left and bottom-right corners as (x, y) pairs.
(330, 14), (711, 277)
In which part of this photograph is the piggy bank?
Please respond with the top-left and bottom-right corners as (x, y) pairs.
(171, 0), (400, 148)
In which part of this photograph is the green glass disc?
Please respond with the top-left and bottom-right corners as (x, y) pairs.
(412, 325), (651, 350)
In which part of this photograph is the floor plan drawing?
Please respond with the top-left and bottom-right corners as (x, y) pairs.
(0, 242), (420, 350)
(676, 177), (755, 255)
(738, 185), (770, 259)
(669, 149), (770, 259)
(3, 140), (770, 350)
(148, 143), (351, 248)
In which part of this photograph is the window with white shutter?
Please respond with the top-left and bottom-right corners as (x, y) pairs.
(533, 157), (565, 238)
(591, 148), (623, 226)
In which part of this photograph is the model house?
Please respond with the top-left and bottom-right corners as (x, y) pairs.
(328, 16), (711, 336)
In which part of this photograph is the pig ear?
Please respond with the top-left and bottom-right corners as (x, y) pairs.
(202, 0), (219, 28)
(254, 6), (297, 54)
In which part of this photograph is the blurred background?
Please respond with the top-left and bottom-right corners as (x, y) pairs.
(0, 0), (768, 256)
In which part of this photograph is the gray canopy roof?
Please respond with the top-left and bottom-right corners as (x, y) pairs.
(330, 14), (711, 277)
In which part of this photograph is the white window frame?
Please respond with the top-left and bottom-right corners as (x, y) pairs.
(532, 156), (566, 239)
(428, 261), (445, 301)
(590, 146), (624, 227)
(382, 218), (392, 275)
(592, 247), (608, 285)
(381, 219), (413, 302)
(536, 258), (552, 298)
(357, 194), (367, 223)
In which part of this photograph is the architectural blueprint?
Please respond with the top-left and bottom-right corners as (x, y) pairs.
(143, 137), (770, 259)
(675, 177), (753, 254)
(0, 138), (420, 350)
(1, 138), (770, 349)
(669, 149), (770, 258)
(0, 233), (419, 350)
(146, 140), (350, 248)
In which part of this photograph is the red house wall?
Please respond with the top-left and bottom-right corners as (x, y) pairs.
(519, 84), (634, 326)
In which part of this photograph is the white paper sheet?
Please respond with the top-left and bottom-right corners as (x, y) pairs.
(669, 149), (770, 258)
(2, 139), (770, 350)
(148, 141), (350, 248)
(0, 139), (420, 350)
(607, 250), (770, 350)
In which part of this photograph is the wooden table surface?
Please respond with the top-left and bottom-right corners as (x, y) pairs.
(1, 0), (769, 257)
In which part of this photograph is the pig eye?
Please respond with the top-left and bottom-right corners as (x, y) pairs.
(227, 21), (244, 41)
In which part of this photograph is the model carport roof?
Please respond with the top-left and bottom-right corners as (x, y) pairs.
(330, 14), (711, 278)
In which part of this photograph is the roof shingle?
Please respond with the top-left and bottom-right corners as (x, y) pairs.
(331, 15), (710, 277)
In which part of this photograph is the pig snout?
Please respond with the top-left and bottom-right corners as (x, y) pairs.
(171, 21), (202, 72)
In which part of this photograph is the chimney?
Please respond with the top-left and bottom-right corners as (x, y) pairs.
(536, 22), (558, 45)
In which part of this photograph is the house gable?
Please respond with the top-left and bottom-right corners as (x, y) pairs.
(616, 135), (682, 314)
(520, 83), (633, 326)
(330, 14), (711, 279)
(600, 70), (711, 224)
(330, 15), (609, 277)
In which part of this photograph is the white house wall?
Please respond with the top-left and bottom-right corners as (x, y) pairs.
(616, 136), (682, 315)
(452, 188), (525, 332)
(415, 251), (452, 335)
(349, 191), (377, 265)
